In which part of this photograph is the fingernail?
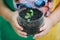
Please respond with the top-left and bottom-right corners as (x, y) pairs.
(24, 33), (27, 35)
(33, 36), (36, 39)
(24, 36), (27, 38)
(21, 28), (23, 30)
(33, 37), (35, 39)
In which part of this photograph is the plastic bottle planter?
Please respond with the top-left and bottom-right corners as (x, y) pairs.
(18, 8), (44, 36)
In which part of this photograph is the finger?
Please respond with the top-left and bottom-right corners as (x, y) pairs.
(17, 30), (27, 36)
(19, 34), (27, 38)
(40, 18), (48, 31)
(16, 32), (27, 38)
(11, 18), (23, 30)
(34, 29), (48, 39)
(16, 30), (27, 38)
(40, 25), (46, 31)
(12, 23), (27, 38)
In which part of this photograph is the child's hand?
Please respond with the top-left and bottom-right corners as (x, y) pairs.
(9, 11), (27, 38)
(0, 3), (27, 38)
(2, 11), (27, 38)
(33, 17), (53, 39)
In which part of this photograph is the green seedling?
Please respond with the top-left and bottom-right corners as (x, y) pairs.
(25, 9), (34, 22)
(30, 10), (34, 16)
(27, 19), (30, 22)
(25, 13), (30, 19)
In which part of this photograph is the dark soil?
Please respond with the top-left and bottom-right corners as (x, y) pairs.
(18, 8), (44, 36)
(19, 8), (43, 20)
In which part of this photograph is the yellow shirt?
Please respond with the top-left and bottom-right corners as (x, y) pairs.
(52, 0), (60, 12)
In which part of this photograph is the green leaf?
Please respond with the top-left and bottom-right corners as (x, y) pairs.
(25, 13), (31, 19)
(25, 9), (34, 22)
(25, 16), (29, 19)
(31, 12), (34, 16)
(26, 13), (30, 16)
(27, 19), (30, 22)
(30, 10), (34, 16)
(30, 10), (33, 13)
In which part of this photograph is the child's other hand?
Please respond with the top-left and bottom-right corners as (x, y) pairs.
(9, 11), (27, 38)
(0, 6), (27, 38)
(33, 17), (52, 39)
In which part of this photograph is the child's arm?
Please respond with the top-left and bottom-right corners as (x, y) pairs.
(48, 5), (60, 26)
(34, 5), (60, 39)
(0, 0), (27, 38)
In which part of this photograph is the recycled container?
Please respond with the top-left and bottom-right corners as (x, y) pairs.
(18, 8), (44, 36)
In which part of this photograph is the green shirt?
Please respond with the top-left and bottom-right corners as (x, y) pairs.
(3, 0), (15, 11)
(0, 16), (34, 40)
